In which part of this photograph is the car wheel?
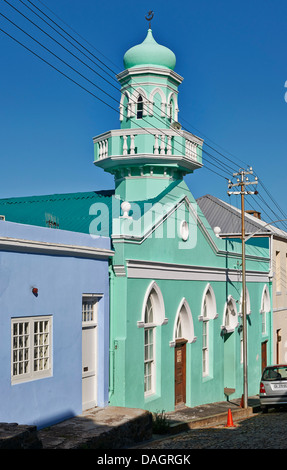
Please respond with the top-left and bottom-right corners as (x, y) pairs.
(261, 405), (268, 413)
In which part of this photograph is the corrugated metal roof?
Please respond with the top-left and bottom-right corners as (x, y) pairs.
(0, 186), (174, 237)
(0, 190), (116, 237)
(197, 194), (287, 238)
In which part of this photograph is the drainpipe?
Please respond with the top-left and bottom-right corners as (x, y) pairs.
(269, 234), (274, 365)
(109, 263), (115, 399)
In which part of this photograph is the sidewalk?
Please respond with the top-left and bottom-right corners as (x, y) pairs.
(36, 396), (261, 449)
(164, 395), (260, 433)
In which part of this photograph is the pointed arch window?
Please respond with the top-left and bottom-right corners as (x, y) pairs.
(222, 296), (238, 334)
(201, 285), (217, 376)
(175, 314), (183, 339)
(137, 95), (143, 119)
(172, 299), (195, 345)
(141, 283), (166, 396)
(144, 295), (155, 394)
(261, 285), (271, 335)
(202, 296), (209, 375)
(169, 98), (174, 122)
(239, 288), (251, 316)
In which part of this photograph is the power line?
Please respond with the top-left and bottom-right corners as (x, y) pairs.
(13, 0), (236, 174)
(0, 11), (120, 105)
(1, 8), (231, 181)
(28, 1), (286, 214)
(24, 0), (118, 77)
(0, 26), (121, 113)
(2, 0), (242, 180)
(11, 1), (224, 173)
(1, 1), (286, 219)
(21, 0), (287, 220)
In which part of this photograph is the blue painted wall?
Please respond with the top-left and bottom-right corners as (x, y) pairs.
(0, 221), (111, 429)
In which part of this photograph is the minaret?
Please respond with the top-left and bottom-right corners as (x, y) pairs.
(93, 16), (203, 201)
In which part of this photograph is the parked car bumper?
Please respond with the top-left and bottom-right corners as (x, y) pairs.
(260, 394), (287, 406)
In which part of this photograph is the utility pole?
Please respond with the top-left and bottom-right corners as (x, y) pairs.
(227, 167), (258, 408)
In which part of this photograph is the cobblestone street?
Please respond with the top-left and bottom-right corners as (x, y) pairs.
(141, 409), (287, 449)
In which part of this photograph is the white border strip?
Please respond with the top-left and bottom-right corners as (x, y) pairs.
(0, 236), (114, 259)
(126, 259), (270, 283)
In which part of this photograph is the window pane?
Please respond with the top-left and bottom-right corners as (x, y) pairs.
(33, 319), (50, 372)
(144, 327), (154, 394)
(82, 297), (98, 323)
(137, 96), (143, 119)
(145, 296), (153, 324)
(202, 321), (207, 348)
(176, 315), (182, 339)
(12, 321), (30, 378)
(12, 316), (52, 383)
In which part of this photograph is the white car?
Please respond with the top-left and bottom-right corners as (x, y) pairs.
(260, 365), (287, 412)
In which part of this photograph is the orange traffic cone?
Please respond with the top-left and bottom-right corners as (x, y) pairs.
(225, 408), (236, 427)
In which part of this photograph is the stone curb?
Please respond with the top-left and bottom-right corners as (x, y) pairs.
(167, 404), (260, 433)
(131, 403), (262, 448)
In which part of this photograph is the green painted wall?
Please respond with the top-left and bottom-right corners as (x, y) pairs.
(102, 29), (273, 413)
(108, 180), (272, 412)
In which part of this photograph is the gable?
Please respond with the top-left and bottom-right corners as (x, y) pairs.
(111, 180), (270, 274)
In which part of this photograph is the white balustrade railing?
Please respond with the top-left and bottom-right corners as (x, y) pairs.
(98, 139), (109, 159)
(96, 131), (199, 161)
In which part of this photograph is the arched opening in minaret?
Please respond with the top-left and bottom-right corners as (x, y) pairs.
(137, 95), (143, 119)
(169, 98), (174, 122)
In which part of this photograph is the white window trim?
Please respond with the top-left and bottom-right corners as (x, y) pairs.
(172, 298), (195, 345)
(141, 282), (167, 397)
(144, 323), (156, 396)
(82, 294), (101, 327)
(222, 296), (238, 333)
(261, 310), (267, 335)
(11, 315), (52, 385)
(202, 317), (209, 376)
(202, 296), (209, 376)
(140, 281), (166, 326)
(260, 285), (270, 336)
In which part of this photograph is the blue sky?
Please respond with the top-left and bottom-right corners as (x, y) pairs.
(1, 0), (287, 227)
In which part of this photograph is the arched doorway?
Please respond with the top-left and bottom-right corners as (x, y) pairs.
(173, 299), (194, 407)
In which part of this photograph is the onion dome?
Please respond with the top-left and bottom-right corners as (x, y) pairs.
(123, 29), (176, 70)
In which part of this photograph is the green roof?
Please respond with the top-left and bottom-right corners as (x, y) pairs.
(0, 190), (115, 237)
(0, 182), (181, 237)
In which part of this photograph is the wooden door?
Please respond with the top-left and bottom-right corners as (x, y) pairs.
(174, 340), (186, 407)
(261, 341), (267, 372)
(276, 329), (281, 364)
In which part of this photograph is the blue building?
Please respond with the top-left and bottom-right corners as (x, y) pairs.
(0, 220), (112, 429)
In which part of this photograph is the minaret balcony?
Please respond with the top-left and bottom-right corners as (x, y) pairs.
(93, 128), (203, 173)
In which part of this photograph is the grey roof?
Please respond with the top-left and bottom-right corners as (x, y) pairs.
(197, 194), (287, 239)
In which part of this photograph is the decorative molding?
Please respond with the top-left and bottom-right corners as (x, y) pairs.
(126, 259), (270, 283)
(113, 265), (126, 277)
(0, 236), (114, 259)
(116, 66), (184, 85)
(93, 127), (203, 145)
(137, 318), (168, 328)
(170, 336), (197, 347)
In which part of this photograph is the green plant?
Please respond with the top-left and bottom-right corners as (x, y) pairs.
(152, 410), (170, 434)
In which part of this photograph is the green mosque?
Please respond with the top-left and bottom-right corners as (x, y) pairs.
(0, 26), (272, 412)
